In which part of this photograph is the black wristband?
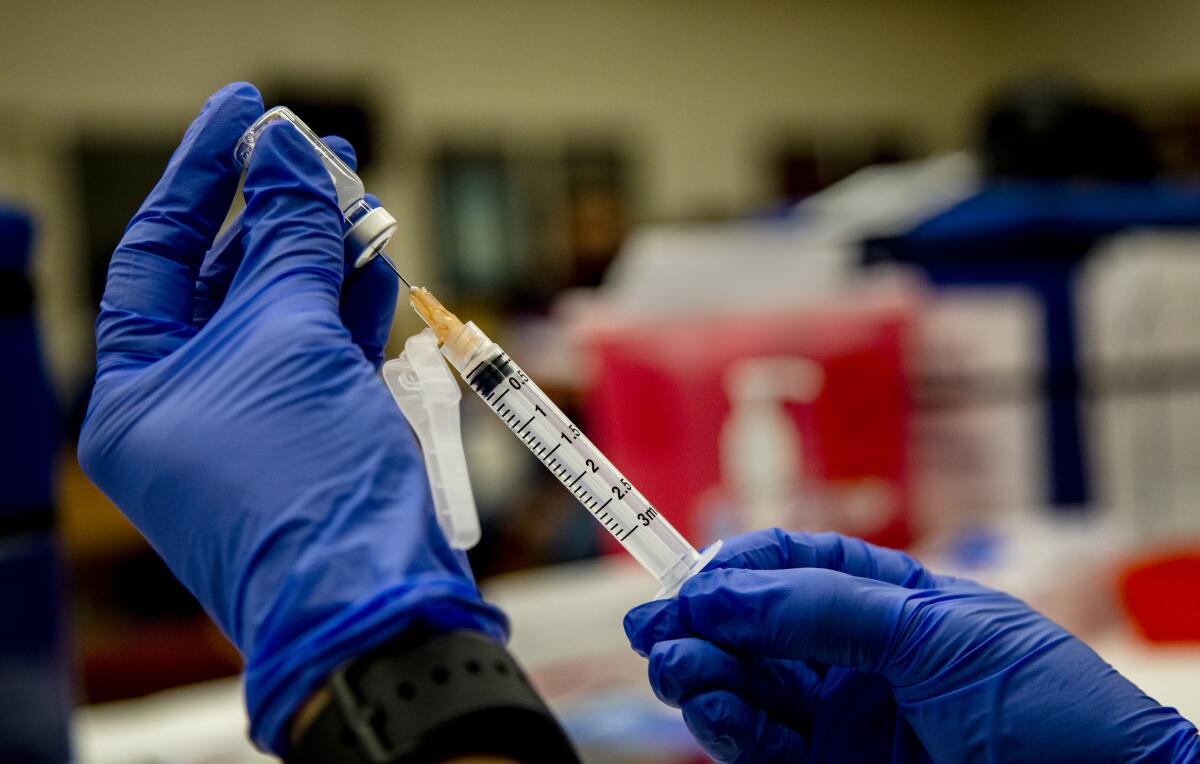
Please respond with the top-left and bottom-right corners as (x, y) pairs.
(288, 630), (579, 764)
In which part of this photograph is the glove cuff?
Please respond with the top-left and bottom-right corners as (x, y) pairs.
(244, 575), (508, 754)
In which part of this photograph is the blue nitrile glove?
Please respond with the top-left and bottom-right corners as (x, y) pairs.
(625, 529), (1200, 763)
(77, 82), (508, 754)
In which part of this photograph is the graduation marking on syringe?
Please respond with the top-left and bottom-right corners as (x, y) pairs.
(342, 170), (716, 599)
(516, 413), (536, 435)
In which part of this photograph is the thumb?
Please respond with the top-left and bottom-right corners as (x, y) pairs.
(652, 567), (909, 675)
(233, 119), (346, 305)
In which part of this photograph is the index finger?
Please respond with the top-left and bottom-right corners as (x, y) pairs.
(630, 567), (907, 674)
(96, 82), (262, 369)
(708, 529), (941, 589)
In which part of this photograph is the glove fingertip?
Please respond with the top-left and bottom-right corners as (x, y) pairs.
(705, 527), (795, 571)
(247, 120), (332, 191)
(321, 134), (357, 171)
(650, 638), (728, 707)
(241, 120), (343, 238)
(217, 80), (263, 103)
(229, 82), (264, 112)
(681, 692), (742, 762)
(647, 647), (680, 706)
(200, 85), (265, 158)
(624, 599), (681, 656)
(623, 605), (653, 654)
(678, 566), (739, 598)
(197, 81), (263, 121)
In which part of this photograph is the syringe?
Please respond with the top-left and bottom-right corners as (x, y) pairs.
(403, 283), (720, 598)
(233, 107), (716, 595)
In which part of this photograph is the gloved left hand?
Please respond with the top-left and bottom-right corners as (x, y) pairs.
(78, 82), (507, 754)
(625, 529), (1199, 763)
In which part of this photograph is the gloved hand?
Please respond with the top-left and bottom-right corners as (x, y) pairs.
(625, 529), (1200, 763)
(78, 82), (507, 754)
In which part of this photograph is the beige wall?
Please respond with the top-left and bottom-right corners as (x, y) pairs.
(995, 0), (1200, 95)
(1, 0), (1196, 390)
(0, 1), (1006, 207)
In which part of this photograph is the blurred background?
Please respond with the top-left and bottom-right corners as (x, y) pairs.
(5, 1), (1200, 761)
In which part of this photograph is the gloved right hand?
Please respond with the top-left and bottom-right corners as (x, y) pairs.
(78, 82), (507, 756)
(625, 529), (1200, 763)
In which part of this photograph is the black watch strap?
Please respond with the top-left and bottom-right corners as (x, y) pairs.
(288, 630), (579, 764)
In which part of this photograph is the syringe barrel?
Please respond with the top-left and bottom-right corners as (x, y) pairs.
(441, 322), (715, 597)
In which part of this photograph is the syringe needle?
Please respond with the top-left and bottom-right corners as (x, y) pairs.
(377, 252), (411, 288)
